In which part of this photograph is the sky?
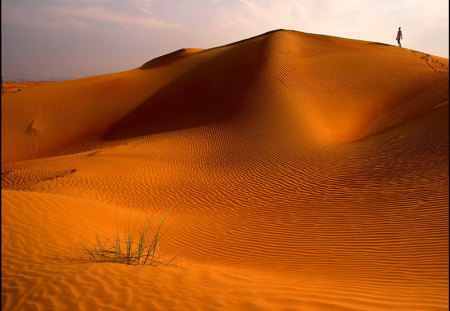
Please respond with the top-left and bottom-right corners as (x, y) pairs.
(2, 0), (448, 81)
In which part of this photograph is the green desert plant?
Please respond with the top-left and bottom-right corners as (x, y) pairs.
(82, 214), (176, 266)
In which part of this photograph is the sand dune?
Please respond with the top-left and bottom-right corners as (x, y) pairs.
(2, 29), (448, 310)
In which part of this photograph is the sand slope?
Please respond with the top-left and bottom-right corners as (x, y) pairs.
(2, 29), (448, 310)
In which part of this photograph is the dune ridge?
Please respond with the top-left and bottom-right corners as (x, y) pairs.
(2, 29), (448, 310)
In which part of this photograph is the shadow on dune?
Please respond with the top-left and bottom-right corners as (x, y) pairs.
(368, 42), (394, 46)
(104, 38), (268, 141)
(140, 48), (201, 70)
(139, 29), (289, 72)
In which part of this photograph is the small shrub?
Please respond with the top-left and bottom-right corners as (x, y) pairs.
(82, 215), (176, 265)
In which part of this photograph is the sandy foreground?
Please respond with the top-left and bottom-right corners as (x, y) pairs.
(2, 29), (448, 310)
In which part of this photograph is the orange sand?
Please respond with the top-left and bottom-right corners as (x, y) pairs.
(2, 29), (448, 310)
(2, 81), (56, 94)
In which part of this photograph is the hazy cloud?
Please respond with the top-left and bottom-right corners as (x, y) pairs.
(2, 0), (179, 30)
(54, 5), (180, 28)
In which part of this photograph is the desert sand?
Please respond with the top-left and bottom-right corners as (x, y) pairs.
(2, 81), (56, 94)
(2, 29), (448, 310)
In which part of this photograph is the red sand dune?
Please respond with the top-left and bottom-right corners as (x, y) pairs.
(2, 29), (448, 311)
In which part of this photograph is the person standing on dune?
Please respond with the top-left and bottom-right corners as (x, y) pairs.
(396, 27), (403, 47)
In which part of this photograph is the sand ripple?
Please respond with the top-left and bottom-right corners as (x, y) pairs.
(2, 29), (448, 310)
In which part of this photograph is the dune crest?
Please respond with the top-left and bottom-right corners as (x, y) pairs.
(140, 47), (203, 70)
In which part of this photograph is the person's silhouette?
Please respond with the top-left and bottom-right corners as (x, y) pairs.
(396, 27), (403, 47)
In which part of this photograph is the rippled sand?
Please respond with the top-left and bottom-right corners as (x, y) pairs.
(2, 29), (448, 311)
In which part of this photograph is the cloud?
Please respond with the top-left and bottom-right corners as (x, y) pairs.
(46, 0), (113, 3)
(2, 3), (88, 30)
(210, 0), (447, 45)
(54, 5), (180, 28)
(127, 0), (154, 16)
(203, 0), (326, 33)
(2, 0), (180, 30)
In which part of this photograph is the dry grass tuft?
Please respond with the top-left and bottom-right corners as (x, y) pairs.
(82, 214), (176, 265)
